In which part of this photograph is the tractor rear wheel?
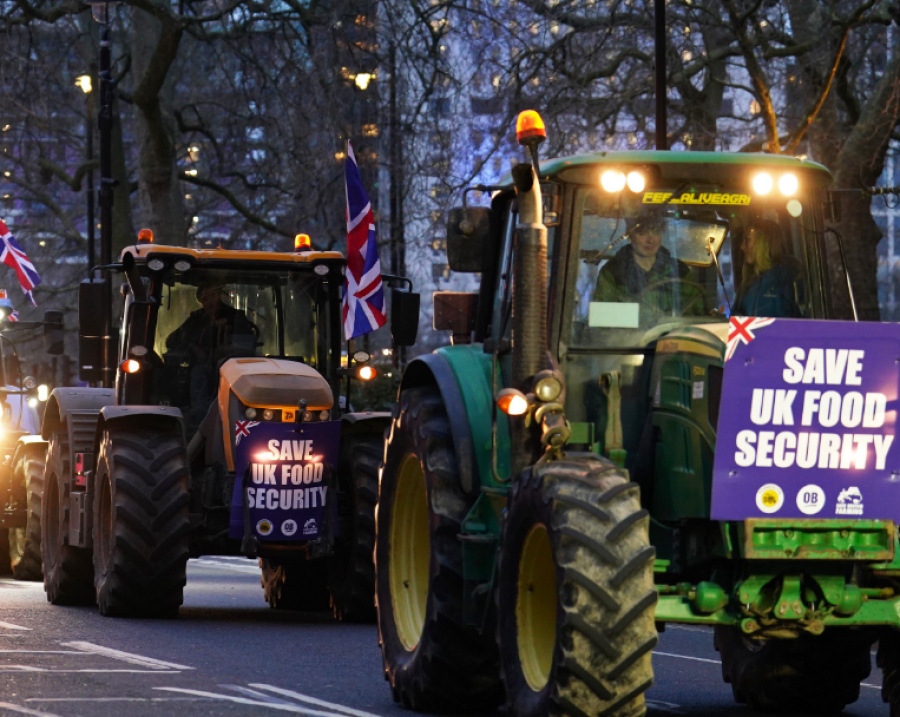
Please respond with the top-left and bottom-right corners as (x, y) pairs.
(878, 630), (900, 716)
(260, 557), (331, 611)
(375, 385), (503, 712)
(715, 626), (871, 713)
(93, 428), (190, 618)
(327, 432), (380, 622)
(497, 457), (657, 717)
(41, 431), (94, 605)
(10, 453), (44, 580)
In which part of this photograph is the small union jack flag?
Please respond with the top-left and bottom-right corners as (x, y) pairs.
(725, 316), (776, 361)
(342, 140), (386, 341)
(0, 220), (41, 306)
(234, 420), (260, 445)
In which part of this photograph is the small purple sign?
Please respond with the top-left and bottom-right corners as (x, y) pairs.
(229, 420), (341, 541)
(711, 317), (900, 520)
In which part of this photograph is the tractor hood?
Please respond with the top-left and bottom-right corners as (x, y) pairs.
(219, 357), (333, 410)
(654, 322), (729, 362)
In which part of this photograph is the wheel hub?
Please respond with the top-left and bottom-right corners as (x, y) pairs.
(516, 523), (557, 691)
(389, 453), (430, 650)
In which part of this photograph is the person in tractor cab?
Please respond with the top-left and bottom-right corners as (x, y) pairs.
(592, 214), (706, 321)
(165, 280), (258, 430)
(732, 218), (802, 318)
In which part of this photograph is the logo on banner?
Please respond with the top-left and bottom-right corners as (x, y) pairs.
(256, 519), (273, 536)
(796, 484), (826, 515)
(835, 486), (864, 515)
(303, 518), (318, 536)
(755, 483), (784, 514)
(282, 519), (298, 537)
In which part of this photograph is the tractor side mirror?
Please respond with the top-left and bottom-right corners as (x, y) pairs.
(42, 310), (64, 355)
(391, 288), (420, 347)
(79, 277), (110, 382)
(446, 207), (498, 272)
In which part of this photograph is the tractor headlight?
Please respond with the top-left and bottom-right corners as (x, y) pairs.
(626, 171), (645, 192)
(778, 173), (798, 196)
(600, 169), (626, 193)
(262, 409), (275, 421)
(752, 172), (773, 195)
(319, 410), (330, 421)
(244, 407), (257, 419)
(534, 371), (563, 402)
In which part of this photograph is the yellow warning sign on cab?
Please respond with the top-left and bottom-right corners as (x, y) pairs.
(643, 191), (751, 206)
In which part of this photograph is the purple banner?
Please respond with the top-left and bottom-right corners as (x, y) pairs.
(229, 420), (341, 541)
(711, 317), (900, 520)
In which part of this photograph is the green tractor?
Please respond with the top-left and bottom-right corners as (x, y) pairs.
(374, 110), (900, 715)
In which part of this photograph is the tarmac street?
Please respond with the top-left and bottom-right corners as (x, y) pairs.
(0, 559), (889, 716)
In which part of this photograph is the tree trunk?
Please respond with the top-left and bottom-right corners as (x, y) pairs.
(130, 8), (185, 246)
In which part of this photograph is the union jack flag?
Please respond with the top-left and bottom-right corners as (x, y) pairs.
(342, 141), (386, 341)
(725, 315), (776, 361)
(0, 220), (41, 306)
(234, 420), (260, 445)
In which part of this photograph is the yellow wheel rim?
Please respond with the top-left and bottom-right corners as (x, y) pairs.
(389, 453), (430, 650)
(516, 524), (557, 691)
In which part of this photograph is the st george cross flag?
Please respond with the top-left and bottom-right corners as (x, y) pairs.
(0, 220), (41, 306)
(342, 141), (386, 340)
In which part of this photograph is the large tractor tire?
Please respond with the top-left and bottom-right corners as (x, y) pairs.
(879, 630), (900, 716)
(41, 431), (94, 605)
(375, 385), (503, 712)
(497, 457), (657, 717)
(327, 432), (380, 622)
(9, 453), (44, 581)
(715, 625), (871, 713)
(93, 428), (190, 618)
(260, 557), (331, 611)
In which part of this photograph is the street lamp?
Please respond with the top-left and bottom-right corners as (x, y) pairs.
(75, 73), (94, 276)
(84, 0), (121, 389)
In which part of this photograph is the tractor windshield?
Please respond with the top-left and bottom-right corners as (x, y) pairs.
(152, 269), (328, 367)
(567, 182), (816, 349)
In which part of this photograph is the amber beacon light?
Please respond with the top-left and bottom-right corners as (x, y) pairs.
(516, 110), (546, 146)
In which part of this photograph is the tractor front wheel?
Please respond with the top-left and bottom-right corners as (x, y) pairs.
(93, 428), (190, 617)
(41, 431), (93, 605)
(497, 457), (657, 717)
(715, 625), (871, 713)
(327, 432), (381, 622)
(9, 453), (44, 580)
(375, 385), (502, 711)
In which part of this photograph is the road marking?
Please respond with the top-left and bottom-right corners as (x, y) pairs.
(191, 558), (261, 575)
(645, 700), (687, 714)
(0, 622), (30, 631)
(0, 668), (182, 674)
(61, 642), (194, 671)
(250, 684), (383, 717)
(653, 650), (721, 665)
(27, 698), (207, 703)
(653, 650), (884, 690)
(0, 703), (63, 717)
(155, 688), (355, 716)
(665, 624), (711, 633)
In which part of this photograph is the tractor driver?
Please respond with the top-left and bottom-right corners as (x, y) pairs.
(592, 215), (706, 321)
(165, 281), (258, 430)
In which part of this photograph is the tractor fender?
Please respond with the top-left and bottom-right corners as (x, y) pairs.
(41, 387), (115, 440)
(340, 411), (391, 439)
(11, 434), (48, 468)
(397, 348), (498, 494)
(94, 406), (185, 456)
